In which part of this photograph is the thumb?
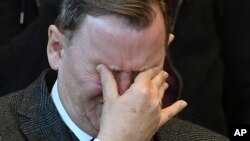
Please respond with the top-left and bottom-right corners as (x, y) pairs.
(96, 64), (118, 102)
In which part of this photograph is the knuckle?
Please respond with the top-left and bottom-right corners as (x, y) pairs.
(135, 88), (150, 96)
(131, 84), (149, 95)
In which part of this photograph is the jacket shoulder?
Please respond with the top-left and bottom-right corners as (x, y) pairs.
(155, 118), (229, 141)
(0, 90), (26, 140)
(0, 90), (25, 114)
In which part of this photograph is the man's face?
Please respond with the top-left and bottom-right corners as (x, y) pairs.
(51, 5), (167, 135)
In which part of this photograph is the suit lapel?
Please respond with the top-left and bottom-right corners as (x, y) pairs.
(17, 70), (76, 141)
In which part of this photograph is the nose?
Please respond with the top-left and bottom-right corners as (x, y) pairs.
(116, 72), (132, 95)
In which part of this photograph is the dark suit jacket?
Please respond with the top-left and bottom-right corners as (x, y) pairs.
(0, 69), (228, 141)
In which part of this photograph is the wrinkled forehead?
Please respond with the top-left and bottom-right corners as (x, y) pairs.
(65, 4), (166, 72)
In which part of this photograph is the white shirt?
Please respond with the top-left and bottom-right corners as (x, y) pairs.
(51, 80), (93, 141)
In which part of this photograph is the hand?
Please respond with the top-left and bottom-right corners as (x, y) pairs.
(96, 64), (187, 141)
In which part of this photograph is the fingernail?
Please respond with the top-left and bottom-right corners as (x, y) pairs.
(163, 71), (168, 78)
(181, 101), (188, 107)
(164, 82), (169, 89)
(96, 64), (103, 73)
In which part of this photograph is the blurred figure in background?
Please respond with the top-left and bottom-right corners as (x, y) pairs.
(0, 0), (59, 95)
(163, 0), (250, 136)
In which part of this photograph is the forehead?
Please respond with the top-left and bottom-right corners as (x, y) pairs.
(71, 6), (166, 71)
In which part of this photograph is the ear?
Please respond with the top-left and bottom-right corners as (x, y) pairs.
(47, 25), (63, 70)
(167, 34), (174, 46)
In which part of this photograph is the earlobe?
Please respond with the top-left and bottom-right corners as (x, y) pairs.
(47, 25), (63, 70)
(167, 34), (174, 46)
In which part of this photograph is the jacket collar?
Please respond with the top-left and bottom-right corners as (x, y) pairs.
(17, 69), (77, 141)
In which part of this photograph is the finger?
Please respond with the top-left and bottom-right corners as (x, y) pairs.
(150, 71), (168, 100)
(168, 34), (174, 46)
(158, 100), (187, 127)
(96, 64), (119, 102)
(151, 71), (168, 89)
(158, 82), (168, 101)
(134, 67), (160, 87)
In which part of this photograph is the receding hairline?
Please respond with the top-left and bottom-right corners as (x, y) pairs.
(65, 5), (166, 54)
(56, 0), (170, 46)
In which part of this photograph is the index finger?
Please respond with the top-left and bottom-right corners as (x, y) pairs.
(133, 67), (161, 87)
(96, 64), (119, 102)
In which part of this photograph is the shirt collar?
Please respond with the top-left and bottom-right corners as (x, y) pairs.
(51, 80), (93, 141)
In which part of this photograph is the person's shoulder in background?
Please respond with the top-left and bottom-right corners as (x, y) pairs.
(0, 0), (60, 96)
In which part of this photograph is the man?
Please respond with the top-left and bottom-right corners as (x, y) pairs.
(0, 0), (228, 140)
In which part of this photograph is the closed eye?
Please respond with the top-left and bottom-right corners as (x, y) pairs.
(112, 70), (140, 84)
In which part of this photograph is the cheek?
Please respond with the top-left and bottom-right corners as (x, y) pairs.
(70, 67), (103, 97)
(86, 83), (103, 98)
(80, 72), (103, 98)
